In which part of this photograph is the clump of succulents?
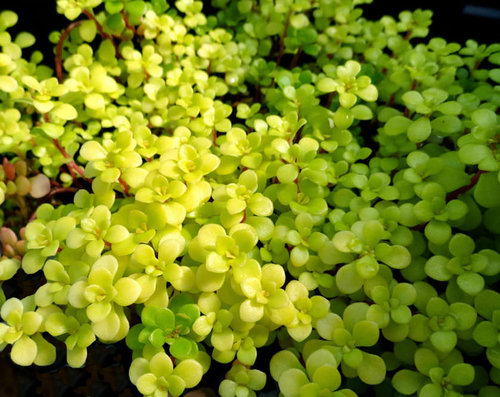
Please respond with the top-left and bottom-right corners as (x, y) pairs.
(0, 1), (499, 396)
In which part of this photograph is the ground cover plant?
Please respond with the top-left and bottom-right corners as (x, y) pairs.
(0, 0), (499, 396)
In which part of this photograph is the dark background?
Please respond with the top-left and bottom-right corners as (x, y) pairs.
(0, 0), (498, 396)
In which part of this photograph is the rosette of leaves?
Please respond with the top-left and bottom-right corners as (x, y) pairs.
(44, 308), (96, 368)
(411, 297), (477, 353)
(129, 351), (205, 397)
(127, 303), (200, 361)
(0, 297), (55, 366)
(219, 364), (266, 397)
(473, 289), (500, 369)
(425, 233), (500, 296)
(315, 306), (386, 385)
(393, 348), (475, 397)
(284, 279), (331, 342)
(212, 169), (273, 228)
(80, 130), (142, 186)
(130, 236), (185, 302)
(270, 348), (357, 397)
(67, 254), (142, 341)
(22, 207), (76, 274)
(365, 282), (417, 342)
(331, 220), (411, 294)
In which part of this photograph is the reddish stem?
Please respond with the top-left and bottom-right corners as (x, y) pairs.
(52, 139), (90, 182)
(290, 47), (302, 68)
(56, 21), (83, 83)
(82, 9), (120, 57)
(326, 91), (336, 109)
(118, 176), (130, 196)
(446, 170), (487, 201)
(387, 93), (396, 107)
(213, 129), (217, 146)
(121, 9), (136, 33)
(277, 9), (292, 66)
(412, 169), (487, 231)
(46, 187), (78, 199)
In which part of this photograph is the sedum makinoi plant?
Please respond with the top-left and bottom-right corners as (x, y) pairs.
(0, 0), (499, 396)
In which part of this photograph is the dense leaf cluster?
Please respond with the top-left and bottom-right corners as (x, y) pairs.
(0, 1), (499, 396)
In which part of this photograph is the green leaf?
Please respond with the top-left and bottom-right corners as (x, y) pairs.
(52, 103), (78, 120)
(392, 369), (425, 395)
(278, 368), (309, 397)
(11, 336), (37, 366)
(172, 358), (203, 388)
(430, 330), (457, 353)
(170, 337), (197, 360)
(431, 116), (462, 135)
(79, 20), (97, 42)
(106, 13), (125, 32)
(474, 173), (500, 208)
(407, 117), (431, 143)
(357, 352), (386, 385)
(125, 1), (146, 18)
(40, 123), (64, 139)
(317, 77), (337, 93)
(383, 116), (412, 136)
(0, 76), (18, 92)
(352, 320), (379, 346)
(448, 363), (475, 386)
(114, 277), (141, 306)
(457, 272), (484, 296)
(151, 0), (168, 15)
(375, 243), (411, 269)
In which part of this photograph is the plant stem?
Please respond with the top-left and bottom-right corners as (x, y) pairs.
(52, 139), (91, 182)
(411, 169), (487, 231)
(277, 9), (292, 66)
(446, 169), (486, 201)
(118, 176), (130, 196)
(82, 9), (120, 57)
(46, 187), (78, 199)
(290, 47), (302, 68)
(326, 91), (336, 109)
(56, 21), (83, 83)
(121, 9), (136, 34)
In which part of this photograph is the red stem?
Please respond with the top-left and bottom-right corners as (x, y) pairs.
(52, 139), (91, 182)
(56, 21), (83, 83)
(118, 176), (130, 196)
(290, 47), (302, 68)
(387, 93), (396, 107)
(82, 9), (120, 57)
(121, 9), (136, 33)
(411, 170), (487, 231)
(46, 187), (78, 199)
(277, 9), (292, 66)
(446, 170), (487, 201)
(326, 91), (336, 109)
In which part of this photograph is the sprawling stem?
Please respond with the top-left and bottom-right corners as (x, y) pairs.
(82, 9), (120, 57)
(277, 9), (292, 66)
(121, 9), (136, 34)
(412, 169), (487, 231)
(446, 169), (486, 201)
(52, 139), (91, 182)
(56, 21), (82, 83)
(46, 187), (78, 199)
(118, 176), (130, 196)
